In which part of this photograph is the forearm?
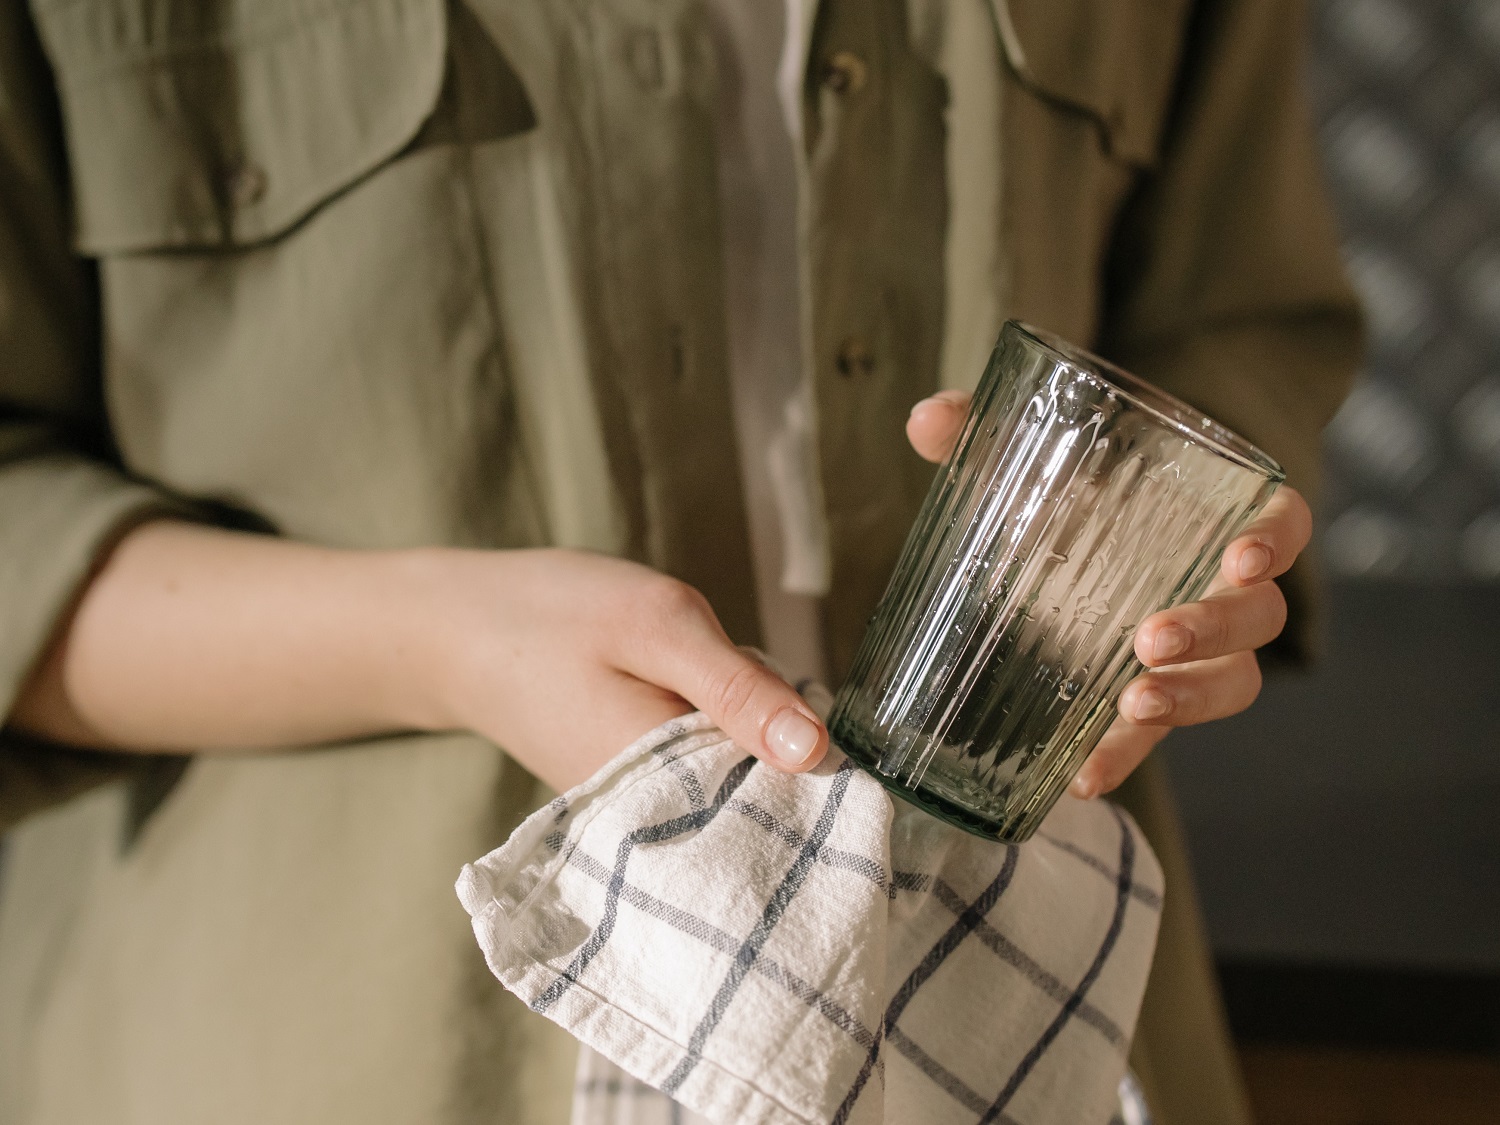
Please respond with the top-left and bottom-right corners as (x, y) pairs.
(6, 520), (830, 794)
(9, 521), (449, 754)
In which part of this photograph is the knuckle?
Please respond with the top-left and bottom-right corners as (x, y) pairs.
(1180, 683), (1212, 723)
(1215, 656), (1262, 719)
(616, 577), (714, 668)
(708, 661), (765, 725)
(1263, 581), (1289, 635)
(1197, 599), (1232, 655)
(1289, 489), (1315, 542)
(640, 576), (711, 627)
(1242, 655), (1264, 702)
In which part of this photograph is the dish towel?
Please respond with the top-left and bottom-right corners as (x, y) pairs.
(456, 712), (1163, 1125)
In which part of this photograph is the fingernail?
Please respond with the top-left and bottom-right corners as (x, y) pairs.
(1151, 625), (1190, 662)
(766, 709), (821, 767)
(1238, 545), (1271, 582)
(1133, 690), (1170, 722)
(1070, 774), (1098, 800)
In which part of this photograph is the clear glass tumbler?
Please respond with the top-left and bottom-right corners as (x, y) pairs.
(829, 322), (1285, 842)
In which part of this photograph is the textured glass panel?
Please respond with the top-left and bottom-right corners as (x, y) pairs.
(830, 322), (1284, 841)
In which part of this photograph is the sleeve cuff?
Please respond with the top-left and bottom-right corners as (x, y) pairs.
(0, 454), (201, 828)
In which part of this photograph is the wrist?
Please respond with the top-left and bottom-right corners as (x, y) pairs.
(364, 546), (477, 737)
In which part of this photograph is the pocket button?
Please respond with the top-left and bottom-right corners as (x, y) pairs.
(820, 51), (868, 95)
(223, 162), (268, 208)
(836, 336), (875, 378)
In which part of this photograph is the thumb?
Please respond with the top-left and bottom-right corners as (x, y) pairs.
(906, 390), (972, 463)
(630, 598), (827, 772)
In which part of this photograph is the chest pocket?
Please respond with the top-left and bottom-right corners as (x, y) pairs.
(29, 0), (448, 254)
(993, 0), (1193, 167)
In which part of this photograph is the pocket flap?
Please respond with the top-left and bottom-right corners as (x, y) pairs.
(993, 0), (1191, 166)
(32, 0), (447, 253)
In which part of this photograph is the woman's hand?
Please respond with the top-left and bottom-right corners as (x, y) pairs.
(11, 525), (827, 794)
(419, 548), (828, 791)
(907, 390), (1310, 798)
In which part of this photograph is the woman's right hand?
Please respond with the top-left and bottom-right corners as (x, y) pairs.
(414, 548), (828, 791)
(10, 524), (827, 794)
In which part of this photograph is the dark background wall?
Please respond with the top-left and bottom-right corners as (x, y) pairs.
(1167, 0), (1500, 992)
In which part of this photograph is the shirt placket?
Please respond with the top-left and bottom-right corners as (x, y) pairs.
(794, 0), (950, 679)
(567, 0), (762, 641)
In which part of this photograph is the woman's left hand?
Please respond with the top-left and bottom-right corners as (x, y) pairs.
(907, 390), (1312, 798)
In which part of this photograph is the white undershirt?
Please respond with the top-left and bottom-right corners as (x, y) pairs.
(703, 0), (1007, 687)
(706, 0), (830, 686)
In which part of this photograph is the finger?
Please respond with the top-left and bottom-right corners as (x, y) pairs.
(1116, 651), (1263, 727)
(905, 390), (972, 463)
(621, 580), (828, 772)
(1134, 580), (1287, 667)
(1072, 650), (1266, 797)
(1069, 720), (1169, 799)
(1222, 486), (1312, 586)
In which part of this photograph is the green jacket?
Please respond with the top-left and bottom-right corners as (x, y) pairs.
(0, 0), (1358, 1122)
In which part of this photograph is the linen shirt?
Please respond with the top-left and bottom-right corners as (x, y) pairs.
(0, 1), (1360, 1123)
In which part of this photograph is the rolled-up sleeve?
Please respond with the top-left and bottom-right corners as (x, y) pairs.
(0, 7), (190, 829)
(1100, 0), (1363, 664)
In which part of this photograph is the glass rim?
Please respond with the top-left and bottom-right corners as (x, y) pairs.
(1007, 321), (1286, 483)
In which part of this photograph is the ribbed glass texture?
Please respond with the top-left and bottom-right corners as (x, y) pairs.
(830, 322), (1285, 842)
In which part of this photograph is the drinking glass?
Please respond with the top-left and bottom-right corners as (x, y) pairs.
(829, 322), (1285, 842)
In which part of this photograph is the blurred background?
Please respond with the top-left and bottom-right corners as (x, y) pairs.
(1164, 1), (1500, 1121)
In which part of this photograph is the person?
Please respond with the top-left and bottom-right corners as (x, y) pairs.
(0, 1), (1359, 1123)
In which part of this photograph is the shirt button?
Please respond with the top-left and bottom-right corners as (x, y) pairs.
(836, 336), (875, 378)
(224, 162), (267, 208)
(820, 50), (868, 95)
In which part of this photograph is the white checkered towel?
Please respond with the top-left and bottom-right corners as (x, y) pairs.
(456, 712), (1164, 1125)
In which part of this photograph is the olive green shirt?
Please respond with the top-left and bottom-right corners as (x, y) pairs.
(0, 1), (1358, 1123)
